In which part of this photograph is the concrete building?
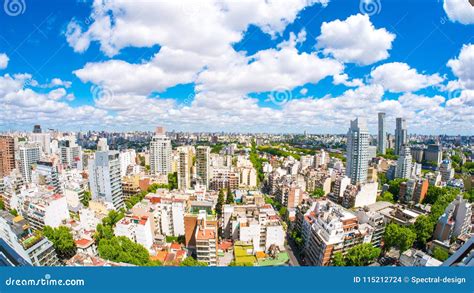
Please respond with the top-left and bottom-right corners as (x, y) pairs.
(440, 159), (455, 182)
(88, 151), (124, 210)
(394, 117), (407, 155)
(346, 118), (369, 185)
(119, 149), (136, 177)
(196, 146), (210, 188)
(60, 137), (83, 171)
(434, 195), (472, 243)
(149, 127), (172, 175)
(225, 204), (285, 252)
(29, 133), (51, 155)
(341, 182), (377, 209)
(0, 210), (60, 266)
(177, 146), (193, 190)
(396, 145), (412, 179)
(424, 144), (442, 166)
(115, 215), (154, 250)
(18, 143), (41, 183)
(377, 112), (387, 155)
(303, 200), (374, 266)
(0, 136), (15, 177)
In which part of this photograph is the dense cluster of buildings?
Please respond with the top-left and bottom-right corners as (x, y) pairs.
(0, 120), (472, 267)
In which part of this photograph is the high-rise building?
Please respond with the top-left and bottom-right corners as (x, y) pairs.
(119, 149), (136, 177)
(0, 136), (15, 177)
(18, 143), (41, 182)
(88, 151), (124, 210)
(32, 161), (62, 195)
(434, 195), (472, 243)
(97, 138), (109, 152)
(32, 125), (42, 134)
(346, 118), (369, 185)
(0, 210), (60, 266)
(395, 117), (407, 155)
(439, 159), (454, 182)
(196, 146), (210, 188)
(396, 145), (412, 179)
(177, 146), (193, 190)
(60, 136), (83, 170)
(149, 127), (172, 175)
(424, 144), (442, 166)
(377, 112), (386, 155)
(29, 133), (51, 155)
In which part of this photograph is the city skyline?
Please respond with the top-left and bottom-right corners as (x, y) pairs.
(0, 0), (473, 134)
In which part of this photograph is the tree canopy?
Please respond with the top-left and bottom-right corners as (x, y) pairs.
(180, 256), (208, 266)
(383, 223), (416, 253)
(226, 188), (234, 204)
(43, 226), (77, 259)
(311, 188), (325, 198)
(216, 189), (225, 217)
(344, 244), (381, 266)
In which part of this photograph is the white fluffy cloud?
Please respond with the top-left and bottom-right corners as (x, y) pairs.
(447, 44), (474, 90)
(66, 0), (327, 57)
(443, 0), (474, 25)
(316, 14), (395, 65)
(0, 74), (109, 129)
(196, 32), (343, 94)
(370, 62), (444, 93)
(0, 53), (9, 69)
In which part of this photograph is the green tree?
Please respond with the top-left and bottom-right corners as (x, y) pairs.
(43, 226), (77, 259)
(332, 252), (346, 266)
(412, 215), (435, 246)
(167, 172), (178, 190)
(377, 191), (395, 203)
(0, 199), (5, 211)
(432, 247), (449, 261)
(311, 188), (325, 198)
(180, 256), (208, 266)
(98, 236), (158, 266)
(226, 188), (234, 204)
(387, 178), (407, 200)
(463, 189), (474, 203)
(383, 223), (416, 253)
(216, 189), (225, 217)
(81, 190), (92, 207)
(345, 244), (381, 266)
(424, 186), (448, 205)
(9, 209), (18, 217)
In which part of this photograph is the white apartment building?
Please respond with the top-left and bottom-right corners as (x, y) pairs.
(346, 118), (369, 185)
(18, 143), (41, 183)
(119, 149), (137, 177)
(88, 151), (124, 210)
(226, 204), (285, 253)
(115, 215), (154, 249)
(149, 130), (172, 175)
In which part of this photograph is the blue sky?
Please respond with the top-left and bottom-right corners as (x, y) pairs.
(0, 0), (473, 134)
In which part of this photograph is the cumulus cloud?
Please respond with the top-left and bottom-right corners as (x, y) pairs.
(370, 62), (444, 93)
(196, 32), (343, 94)
(447, 44), (474, 90)
(443, 0), (474, 25)
(66, 0), (327, 57)
(0, 74), (109, 129)
(0, 53), (9, 69)
(316, 14), (395, 65)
